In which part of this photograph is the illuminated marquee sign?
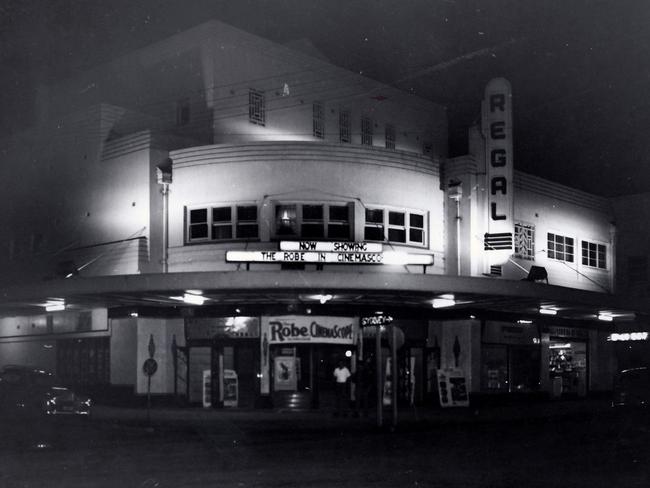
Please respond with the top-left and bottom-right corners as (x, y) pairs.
(226, 241), (433, 266)
(482, 78), (514, 252)
(608, 332), (649, 342)
(280, 241), (383, 253)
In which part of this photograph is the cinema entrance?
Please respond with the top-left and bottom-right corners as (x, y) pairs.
(260, 315), (359, 410)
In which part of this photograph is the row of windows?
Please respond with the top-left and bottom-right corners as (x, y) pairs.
(186, 203), (428, 247)
(176, 92), (433, 154)
(251, 92), (432, 154)
(514, 223), (608, 270)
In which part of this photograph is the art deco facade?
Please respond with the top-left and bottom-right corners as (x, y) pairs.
(0, 21), (643, 410)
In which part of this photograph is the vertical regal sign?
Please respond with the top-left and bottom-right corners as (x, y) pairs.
(482, 78), (514, 259)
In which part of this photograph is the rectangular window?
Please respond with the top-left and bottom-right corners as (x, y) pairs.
(187, 204), (258, 243)
(276, 204), (298, 237)
(361, 117), (373, 146)
(189, 208), (209, 240)
(547, 233), (574, 263)
(364, 208), (384, 242)
(385, 124), (395, 150)
(339, 110), (351, 143)
(581, 240), (607, 269)
(212, 207), (233, 240)
(364, 208), (427, 246)
(409, 213), (424, 243)
(313, 102), (324, 139)
(249, 89), (265, 126)
(302, 204), (325, 238)
(514, 222), (535, 260)
(274, 203), (352, 240)
(388, 211), (406, 243)
(328, 205), (351, 239)
(176, 98), (190, 126)
(236, 206), (259, 239)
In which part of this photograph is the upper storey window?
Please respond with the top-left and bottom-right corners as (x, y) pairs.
(581, 240), (607, 269)
(313, 102), (325, 139)
(187, 204), (258, 243)
(385, 124), (395, 150)
(514, 222), (535, 260)
(249, 89), (265, 126)
(364, 207), (427, 247)
(274, 203), (352, 240)
(339, 110), (351, 143)
(547, 233), (574, 263)
(361, 117), (373, 146)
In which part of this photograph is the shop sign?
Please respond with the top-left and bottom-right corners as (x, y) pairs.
(0, 308), (108, 339)
(482, 78), (514, 253)
(262, 315), (357, 344)
(361, 315), (393, 327)
(280, 241), (383, 253)
(608, 332), (649, 342)
(544, 326), (589, 339)
(185, 317), (260, 340)
(482, 321), (539, 345)
(226, 250), (432, 265)
(262, 316), (358, 345)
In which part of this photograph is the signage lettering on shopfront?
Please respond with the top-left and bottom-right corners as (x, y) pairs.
(280, 241), (383, 253)
(482, 78), (514, 253)
(608, 332), (649, 342)
(262, 316), (358, 345)
(361, 315), (393, 327)
(226, 250), (433, 265)
(269, 320), (353, 342)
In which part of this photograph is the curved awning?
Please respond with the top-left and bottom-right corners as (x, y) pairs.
(0, 271), (645, 325)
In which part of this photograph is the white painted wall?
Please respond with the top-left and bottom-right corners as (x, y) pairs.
(167, 142), (445, 273)
(135, 318), (185, 395)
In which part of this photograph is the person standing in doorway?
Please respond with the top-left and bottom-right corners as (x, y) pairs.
(333, 360), (351, 417)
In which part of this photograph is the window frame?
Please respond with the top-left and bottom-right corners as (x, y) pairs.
(361, 117), (373, 146)
(385, 124), (396, 150)
(186, 203), (259, 244)
(546, 232), (575, 263)
(514, 222), (535, 261)
(272, 202), (353, 241)
(313, 102), (325, 139)
(339, 109), (351, 143)
(364, 206), (428, 247)
(581, 239), (608, 270)
(249, 89), (265, 126)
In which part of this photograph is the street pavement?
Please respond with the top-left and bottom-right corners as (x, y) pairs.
(1, 398), (648, 488)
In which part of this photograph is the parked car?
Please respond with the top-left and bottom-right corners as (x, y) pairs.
(0, 365), (92, 417)
(612, 366), (650, 408)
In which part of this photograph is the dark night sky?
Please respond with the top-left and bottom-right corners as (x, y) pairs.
(1, 0), (649, 197)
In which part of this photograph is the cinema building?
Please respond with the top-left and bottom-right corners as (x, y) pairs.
(0, 20), (645, 411)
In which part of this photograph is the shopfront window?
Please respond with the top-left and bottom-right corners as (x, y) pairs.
(549, 340), (587, 396)
(481, 345), (508, 392)
(481, 345), (540, 393)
